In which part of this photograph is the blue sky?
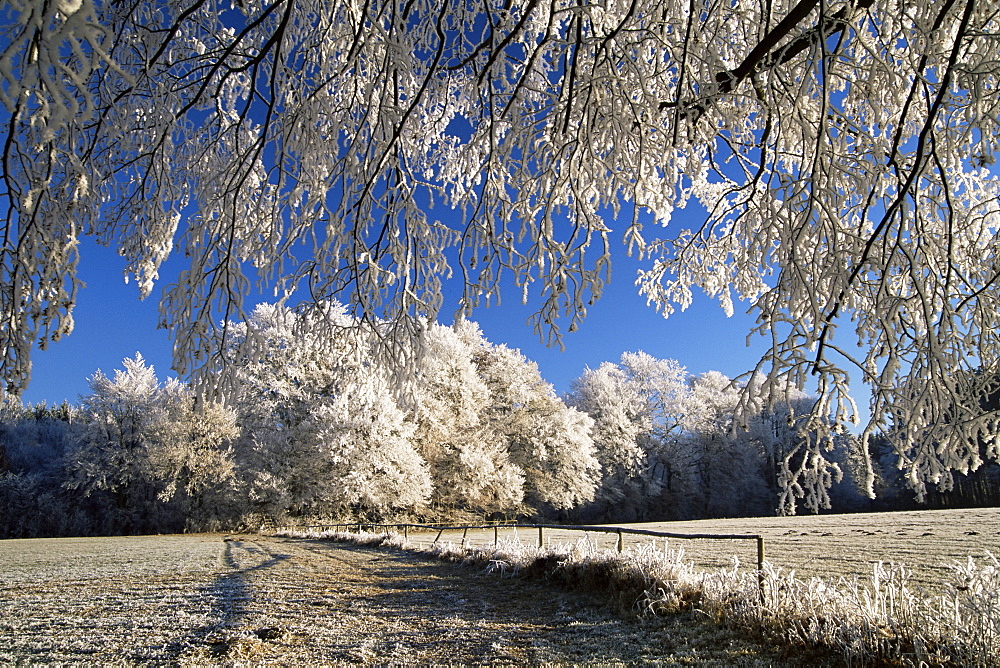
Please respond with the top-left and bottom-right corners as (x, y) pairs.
(22, 234), (776, 407)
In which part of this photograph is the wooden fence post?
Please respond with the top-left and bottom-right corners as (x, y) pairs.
(757, 536), (765, 606)
(538, 526), (544, 548)
(617, 530), (624, 553)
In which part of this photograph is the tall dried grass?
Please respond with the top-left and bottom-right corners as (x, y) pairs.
(278, 528), (999, 666)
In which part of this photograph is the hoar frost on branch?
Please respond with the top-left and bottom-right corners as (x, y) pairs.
(1, 0), (998, 510)
(222, 304), (596, 519)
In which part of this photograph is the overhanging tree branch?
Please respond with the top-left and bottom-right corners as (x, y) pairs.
(661, 0), (877, 120)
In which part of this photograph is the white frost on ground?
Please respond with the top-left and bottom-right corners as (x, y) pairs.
(0, 535), (249, 662)
(0, 533), (782, 665)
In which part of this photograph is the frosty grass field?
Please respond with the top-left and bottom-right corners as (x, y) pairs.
(1, 507), (998, 664)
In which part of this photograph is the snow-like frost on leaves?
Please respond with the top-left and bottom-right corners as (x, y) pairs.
(219, 303), (596, 519)
(2, 0), (999, 510)
(410, 322), (525, 514)
(568, 354), (849, 516)
(65, 353), (239, 531)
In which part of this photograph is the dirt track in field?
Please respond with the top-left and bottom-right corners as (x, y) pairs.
(0, 534), (783, 665)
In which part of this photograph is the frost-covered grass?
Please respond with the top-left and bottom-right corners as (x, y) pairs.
(280, 527), (1000, 667)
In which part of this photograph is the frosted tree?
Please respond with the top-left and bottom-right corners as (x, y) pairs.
(222, 303), (340, 517)
(3, 1), (999, 508)
(474, 341), (599, 513)
(410, 318), (594, 516)
(567, 360), (663, 519)
(223, 302), (375, 518)
(738, 374), (843, 513)
(305, 378), (431, 519)
(617, 352), (691, 445)
(614, 351), (704, 513)
(224, 302), (430, 519)
(149, 386), (240, 531)
(681, 371), (772, 517)
(570, 352), (724, 518)
(65, 353), (183, 531)
(65, 354), (164, 505)
(571, 356), (840, 516)
(410, 321), (524, 516)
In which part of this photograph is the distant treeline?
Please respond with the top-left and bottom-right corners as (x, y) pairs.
(2, 304), (997, 539)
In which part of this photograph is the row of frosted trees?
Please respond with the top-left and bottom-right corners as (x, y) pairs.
(6, 302), (987, 539)
(1, 304), (601, 536)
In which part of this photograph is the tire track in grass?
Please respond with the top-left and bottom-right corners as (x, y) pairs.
(1, 533), (792, 665)
(165, 537), (291, 658)
(180, 537), (792, 665)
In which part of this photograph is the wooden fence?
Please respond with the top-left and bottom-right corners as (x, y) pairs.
(273, 521), (766, 603)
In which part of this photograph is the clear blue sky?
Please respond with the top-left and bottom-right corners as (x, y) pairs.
(22, 234), (783, 407)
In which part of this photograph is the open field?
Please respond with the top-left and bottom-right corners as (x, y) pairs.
(388, 508), (1000, 592)
(0, 533), (784, 665)
(2, 508), (996, 664)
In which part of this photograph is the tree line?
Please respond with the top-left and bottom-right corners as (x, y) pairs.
(2, 303), (996, 539)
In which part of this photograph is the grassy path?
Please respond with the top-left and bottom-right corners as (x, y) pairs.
(0, 533), (788, 665)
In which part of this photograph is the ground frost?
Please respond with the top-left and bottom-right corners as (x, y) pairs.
(1, 532), (785, 664)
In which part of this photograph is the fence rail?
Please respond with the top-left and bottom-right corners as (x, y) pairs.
(273, 521), (766, 603)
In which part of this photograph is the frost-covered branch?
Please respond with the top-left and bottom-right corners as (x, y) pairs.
(0, 0), (998, 509)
